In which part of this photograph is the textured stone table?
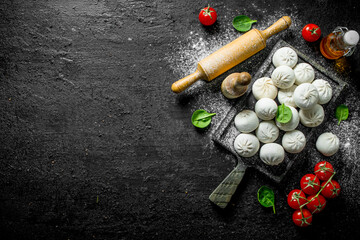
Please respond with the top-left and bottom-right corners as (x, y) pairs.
(1, 0), (360, 239)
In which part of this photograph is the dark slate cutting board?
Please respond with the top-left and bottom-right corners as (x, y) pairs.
(209, 39), (347, 208)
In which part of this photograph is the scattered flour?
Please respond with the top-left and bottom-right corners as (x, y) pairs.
(165, 8), (300, 77)
(165, 28), (239, 77)
(324, 93), (360, 208)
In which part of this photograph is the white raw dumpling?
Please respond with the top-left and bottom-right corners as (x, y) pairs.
(255, 98), (278, 120)
(260, 143), (285, 166)
(252, 77), (278, 100)
(294, 63), (315, 85)
(316, 132), (340, 156)
(299, 104), (325, 127)
(271, 65), (296, 89)
(234, 133), (260, 157)
(255, 120), (279, 143)
(234, 110), (259, 133)
(276, 106), (300, 131)
(293, 83), (319, 110)
(272, 47), (298, 68)
(277, 85), (297, 108)
(282, 130), (306, 153)
(312, 79), (333, 104)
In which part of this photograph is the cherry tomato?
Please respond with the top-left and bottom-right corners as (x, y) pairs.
(314, 161), (334, 181)
(198, 5), (217, 26)
(300, 174), (320, 195)
(287, 189), (307, 210)
(306, 194), (326, 214)
(302, 23), (321, 42)
(292, 209), (313, 227)
(321, 180), (341, 199)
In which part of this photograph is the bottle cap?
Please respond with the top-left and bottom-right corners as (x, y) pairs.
(344, 30), (359, 46)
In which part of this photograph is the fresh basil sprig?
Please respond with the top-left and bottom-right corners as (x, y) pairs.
(276, 103), (292, 123)
(257, 186), (276, 214)
(232, 15), (257, 32)
(191, 109), (216, 128)
(335, 104), (349, 125)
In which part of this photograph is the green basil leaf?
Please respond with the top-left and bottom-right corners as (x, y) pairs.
(257, 186), (276, 214)
(232, 15), (257, 32)
(335, 104), (349, 125)
(276, 103), (292, 123)
(191, 109), (216, 128)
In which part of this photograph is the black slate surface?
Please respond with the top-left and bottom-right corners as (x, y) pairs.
(1, 0), (360, 239)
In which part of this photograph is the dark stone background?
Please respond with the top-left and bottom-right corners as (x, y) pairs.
(1, 0), (360, 239)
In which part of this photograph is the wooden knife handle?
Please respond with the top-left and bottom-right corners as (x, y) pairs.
(261, 16), (292, 40)
(209, 164), (247, 208)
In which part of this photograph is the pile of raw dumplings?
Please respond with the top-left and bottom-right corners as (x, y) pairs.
(233, 47), (339, 166)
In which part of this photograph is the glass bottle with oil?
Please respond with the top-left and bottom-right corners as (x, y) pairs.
(320, 27), (359, 59)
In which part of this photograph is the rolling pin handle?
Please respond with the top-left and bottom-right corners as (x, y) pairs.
(171, 69), (204, 93)
(261, 16), (292, 40)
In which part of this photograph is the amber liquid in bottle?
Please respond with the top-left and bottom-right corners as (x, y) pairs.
(320, 33), (346, 59)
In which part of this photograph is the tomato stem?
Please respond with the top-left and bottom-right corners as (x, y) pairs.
(315, 164), (334, 174)
(299, 172), (336, 209)
(202, 4), (214, 20)
(310, 27), (320, 36)
(315, 172), (335, 198)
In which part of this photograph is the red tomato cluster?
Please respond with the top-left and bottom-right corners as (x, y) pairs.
(287, 161), (340, 227)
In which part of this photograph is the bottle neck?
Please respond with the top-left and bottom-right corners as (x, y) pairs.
(334, 33), (348, 50)
(333, 27), (359, 48)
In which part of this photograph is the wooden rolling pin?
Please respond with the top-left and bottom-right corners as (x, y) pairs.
(171, 16), (292, 93)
